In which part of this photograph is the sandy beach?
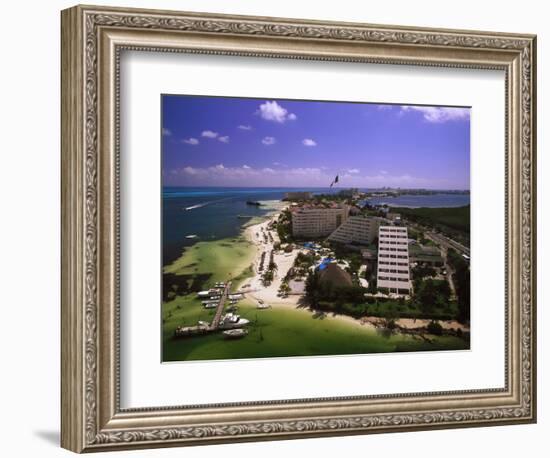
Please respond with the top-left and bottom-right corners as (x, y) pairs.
(239, 209), (301, 305)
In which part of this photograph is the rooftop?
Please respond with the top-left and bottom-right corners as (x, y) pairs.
(292, 202), (348, 212)
(318, 263), (353, 287)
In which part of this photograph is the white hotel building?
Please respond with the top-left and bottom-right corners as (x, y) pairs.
(291, 204), (349, 238)
(376, 225), (411, 294)
(328, 215), (381, 246)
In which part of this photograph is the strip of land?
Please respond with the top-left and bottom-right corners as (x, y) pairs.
(162, 197), (470, 362)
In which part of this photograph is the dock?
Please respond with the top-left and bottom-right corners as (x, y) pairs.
(174, 281), (240, 338)
(210, 281), (231, 330)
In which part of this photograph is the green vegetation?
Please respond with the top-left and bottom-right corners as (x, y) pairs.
(330, 295), (458, 321)
(261, 250), (277, 286)
(278, 281), (291, 296)
(412, 278), (452, 315)
(306, 270), (365, 315)
(331, 245), (362, 275)
(394, 205), (470, 242)
(275, 209), (293, 243)
(447, 249), (470, 323)
(411, 264), (437, 281)
(304, 270), (460, 322)
(162, 297), (469, 361)
(286, 251), (318, 280)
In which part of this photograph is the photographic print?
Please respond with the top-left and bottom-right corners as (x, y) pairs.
(161, 95), (471, 362)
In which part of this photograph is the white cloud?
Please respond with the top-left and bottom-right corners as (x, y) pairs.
(347, 168), (360, 174)
(302, 138), (317, 147)
(380, 170), (388, 175)
(183, 166), (197, 175)
(165, 164), (452, 188)
(238, 124), (252, 130)
(201, 130), (219, 138)
(262, 136), (276, 145)
(218, 136), (230, 143)
(400, 105), (470, 123)
(377, 105), (393, 111)
(162, 127), (172, 136)
(257, 101), (297, 123)
(182, 138), (199, 145)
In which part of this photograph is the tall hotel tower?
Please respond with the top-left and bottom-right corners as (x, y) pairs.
(376, 226), (411, 294)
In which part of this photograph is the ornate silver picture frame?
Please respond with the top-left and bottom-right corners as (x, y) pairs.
(61, 4), (536, 453)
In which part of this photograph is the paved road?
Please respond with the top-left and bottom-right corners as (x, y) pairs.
(426, 231), (470, 258)
(406, 220), (470, 258)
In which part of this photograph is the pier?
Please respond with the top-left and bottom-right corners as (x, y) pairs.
(210, 282), (231, 330)
(174, 281), (251, 339)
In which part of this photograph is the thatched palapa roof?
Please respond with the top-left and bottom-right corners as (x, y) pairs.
(319, 263), (353, 287)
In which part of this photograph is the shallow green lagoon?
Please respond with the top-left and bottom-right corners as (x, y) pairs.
(162, 296), (469, 362)
(164, 236), (256, 284)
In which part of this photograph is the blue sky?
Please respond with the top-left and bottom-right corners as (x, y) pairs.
(162, 95), (470, 189)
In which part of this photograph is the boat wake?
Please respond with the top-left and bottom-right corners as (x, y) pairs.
(184, 203), (206, 211)
(184, 197), (232, 211)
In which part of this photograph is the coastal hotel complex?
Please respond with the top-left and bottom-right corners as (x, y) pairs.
(291, 202), (412, 294)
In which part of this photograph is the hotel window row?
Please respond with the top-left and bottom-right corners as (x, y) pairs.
(378, 276), (409, 282)
(379, 261), (408, 267)
(380, 227), (405, 233)
(379, 268), (409, 274)
(379, 247), (408, 252)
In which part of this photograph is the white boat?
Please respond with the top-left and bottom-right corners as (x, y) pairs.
(185, 234), (198, 239)
(228, 293), (244, 300)
(223, 329), (248, 339)
(257, 303), (270, 309)
(218, 313), (250, 330)
(203, 303), (218, 309)
(174, 324), (209, 338)
(197, 289), (220, 298)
